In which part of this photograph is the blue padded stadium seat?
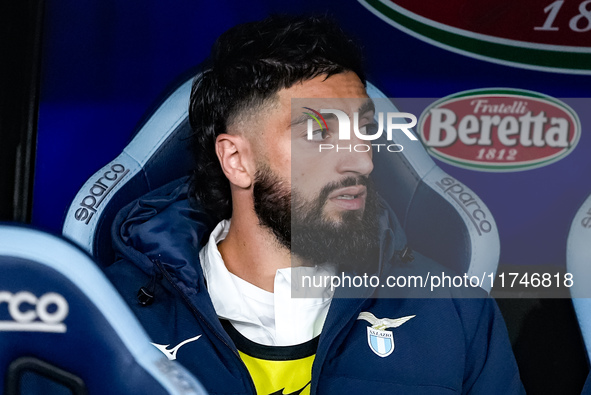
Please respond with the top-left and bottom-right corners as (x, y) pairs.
(567, 192), (591, 363)
(62, 78), (196, 268)
(63, 76), (500, 292)
(0, 224), (207, 395)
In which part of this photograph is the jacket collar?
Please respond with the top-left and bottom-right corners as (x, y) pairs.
(111, 177), (214, 288)
(112, 177), (409, 289)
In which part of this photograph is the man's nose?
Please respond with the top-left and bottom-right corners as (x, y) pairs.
(335, 135), (374, 176)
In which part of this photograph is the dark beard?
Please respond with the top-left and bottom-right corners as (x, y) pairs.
(252, 167), (292, 249)
(253, 166), (380, 272)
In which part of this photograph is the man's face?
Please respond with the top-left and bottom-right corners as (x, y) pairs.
(251, 72), (380, 268)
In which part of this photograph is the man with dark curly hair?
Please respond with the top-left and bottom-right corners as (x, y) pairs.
(107, 14), (524, 394)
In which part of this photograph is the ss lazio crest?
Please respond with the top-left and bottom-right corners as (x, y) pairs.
(357, 312), (415, 358)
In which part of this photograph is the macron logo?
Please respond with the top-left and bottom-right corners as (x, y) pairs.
(151, 335), (202, 360)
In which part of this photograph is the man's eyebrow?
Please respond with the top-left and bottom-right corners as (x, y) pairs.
(290, 99), (374, 127)
(358, 99), (375, 116)
(291, 111), (338, 127)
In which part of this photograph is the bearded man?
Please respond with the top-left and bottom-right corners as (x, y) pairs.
(106, 14), (524, 394)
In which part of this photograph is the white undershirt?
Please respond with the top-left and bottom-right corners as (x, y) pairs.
(198, 220), (333, 346)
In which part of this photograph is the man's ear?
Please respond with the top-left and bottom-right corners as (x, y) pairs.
(215, 133), (254, 189)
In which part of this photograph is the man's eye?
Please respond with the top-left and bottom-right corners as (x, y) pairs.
(310, 128), (330, 141)
(358, 123), (379, 136)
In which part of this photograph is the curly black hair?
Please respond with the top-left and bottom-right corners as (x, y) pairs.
(188, 14), (366, 222)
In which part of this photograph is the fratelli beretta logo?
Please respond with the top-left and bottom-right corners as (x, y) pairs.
(418, 88), (580, 172)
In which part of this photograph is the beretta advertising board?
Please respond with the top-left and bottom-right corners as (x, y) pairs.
(418, 88), (580, 172)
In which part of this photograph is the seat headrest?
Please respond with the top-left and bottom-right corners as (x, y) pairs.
(567, 193), (591, 362)
(0, 224), (207, 394)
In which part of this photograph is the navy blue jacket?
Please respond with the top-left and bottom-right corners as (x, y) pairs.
(105, 177), (524, 394)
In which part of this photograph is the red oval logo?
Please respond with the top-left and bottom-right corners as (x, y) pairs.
(419, 89), (580, 172)
(359, 0), (591, 73)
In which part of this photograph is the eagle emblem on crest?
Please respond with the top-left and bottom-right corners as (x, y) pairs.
(357, 312), (415, 357)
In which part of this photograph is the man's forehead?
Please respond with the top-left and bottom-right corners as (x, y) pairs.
(280, 72), (367, 100)
(272, 72), (370, 129)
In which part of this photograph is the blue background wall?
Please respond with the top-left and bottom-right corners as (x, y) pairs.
(33, 0), (591, 269)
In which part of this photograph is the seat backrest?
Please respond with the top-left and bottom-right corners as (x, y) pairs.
(0, 224), (207, 395)
(63, 76), (500, 292)
(567, 192), (591, 362)
(62, 78), (195, 266)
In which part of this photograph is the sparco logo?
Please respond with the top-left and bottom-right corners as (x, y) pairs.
(75, 164), (129, 224)
(419, 89), (580, 172)
(0, 291), (68, 333)
(435, 177), (492, 236)
(581, 206), (591, 229)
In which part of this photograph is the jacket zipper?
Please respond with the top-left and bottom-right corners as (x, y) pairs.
(152, 259), (258, 395)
